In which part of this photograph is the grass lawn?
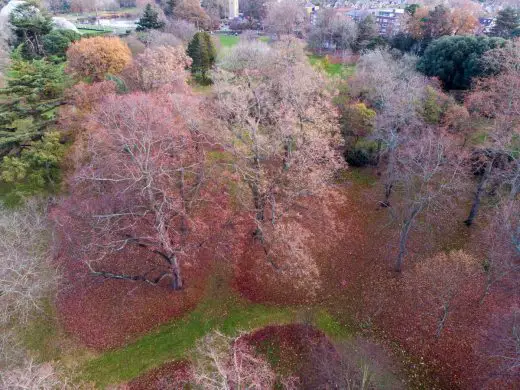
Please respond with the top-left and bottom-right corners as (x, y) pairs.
(75, 269), (354, 387)
(308, 54), (356, 78)
(218, 34), (240, 48)
(80, 297), (296, 387)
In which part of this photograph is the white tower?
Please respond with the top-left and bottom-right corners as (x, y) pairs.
(228, 0), (239, 19)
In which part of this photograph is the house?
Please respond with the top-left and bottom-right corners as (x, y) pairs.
(347, 8), (405, 37)
(375, 8), (405, 36)
(478, 17), (495, 34)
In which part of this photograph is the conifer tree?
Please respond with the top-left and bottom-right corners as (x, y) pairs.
(136, 4), (165, 31)
(187, 32), (216, 82)
(0, 54), (68, 153)
(1, 131), (66, 205)
(9, 2), (53, 59)
(491, 7), (520, 39)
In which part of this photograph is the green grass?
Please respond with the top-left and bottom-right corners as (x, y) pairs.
(80, 296), (296, 387)
(218, 34), (240, 48)
(77, 28), (110, 36)
(314, 309), (355, 340)
(19, 300), (62, 362)
(336, 168), (378, 188)
(77, 268), (355, 388)
(308, 54), (356, 78)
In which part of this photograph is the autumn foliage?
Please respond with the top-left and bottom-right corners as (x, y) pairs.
(66, 36), (132, 81)
(123, 45), (192, 92)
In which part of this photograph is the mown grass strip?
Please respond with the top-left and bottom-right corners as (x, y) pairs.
(80, 295), (297, 387)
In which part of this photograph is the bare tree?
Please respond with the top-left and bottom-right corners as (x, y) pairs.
(123, 45), (192, 92)
(308, 9), (358, 54)
(487, 306), (520, 380)
(0, 201), (55, 326)
(137, 30), (183, 48)
(390, 130), (463, 272)
(214, 39), (343, 291)
(349, 50), (429, 207)
(215, 38), (342, 231)
(480, 191), (520, 302)
(264, 0), (306, 38)
(0, 201), (58, 367)
(405, 250), (481, 338)
(163, 19), (198, 43)
(0, 359), (89, 389)
(463, 40), (520, 226)
(57, 92), (207, 290)
(193, 331), (279, 390)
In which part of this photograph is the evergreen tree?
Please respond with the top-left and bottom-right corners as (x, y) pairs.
(417, 35), (505, 90)
(405, 3), (420, 16)
(0, 53), (68, 153)
(1, 131), (66, 205)
(42, 29), (80, 59)
(136, 4), (165, 31)
(9, 1), (53, 59)
(187, 32), (216, 82)
(491, 7), (520, 39)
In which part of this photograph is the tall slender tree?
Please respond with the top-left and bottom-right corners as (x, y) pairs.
(187, 32), (216, 82)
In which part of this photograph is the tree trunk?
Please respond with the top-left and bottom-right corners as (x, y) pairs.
(381, 146), (396, 207)
(382, 183), (393, 207)
(283, 135), (293, 170)
(395, 205), (422, 272)
(436, 302), (450, 338)
(171, 255), (183, 290)
(464, 162), (492, 226)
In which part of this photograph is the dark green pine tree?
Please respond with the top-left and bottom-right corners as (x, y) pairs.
(491, 7), (520, 38)
(136, 4), (165, 31)
(187, 32), (216, 82)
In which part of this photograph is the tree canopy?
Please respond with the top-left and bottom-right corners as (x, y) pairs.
(0, 55), (68, 153)
(417, 35), (505, 90)
(66, 36), (132, 81)
(8, 1), (53, 59)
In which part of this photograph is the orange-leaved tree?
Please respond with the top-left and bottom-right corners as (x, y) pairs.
(66, 36), (132, 81)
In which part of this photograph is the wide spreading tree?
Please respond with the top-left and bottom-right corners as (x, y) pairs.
(417, 35), (505, 90)
(66, 36), (132, 81)
(56, 92), (214, 290)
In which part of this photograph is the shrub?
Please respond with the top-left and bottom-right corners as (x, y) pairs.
(42, 29), (80, 59)
(344, 139), (379, 167)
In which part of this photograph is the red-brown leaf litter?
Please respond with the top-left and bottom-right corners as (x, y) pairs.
(53, 169), (517, 388)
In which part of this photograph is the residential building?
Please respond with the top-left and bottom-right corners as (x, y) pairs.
(347, 8), (405, 37)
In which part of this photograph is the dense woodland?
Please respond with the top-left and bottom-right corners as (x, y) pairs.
(0, 0), (519, 389)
